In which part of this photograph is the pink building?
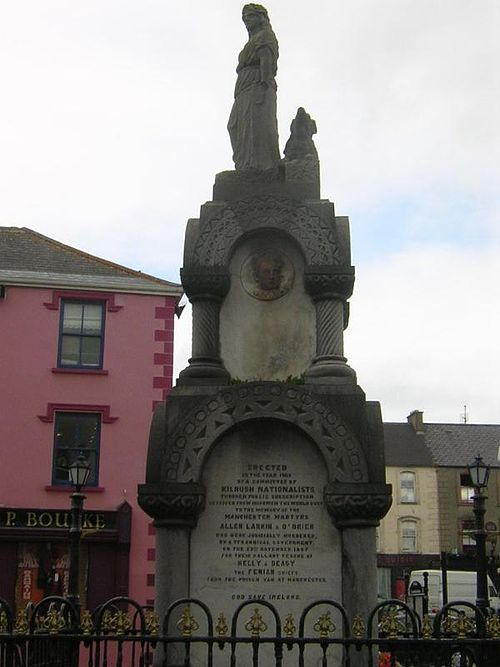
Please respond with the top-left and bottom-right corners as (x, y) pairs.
(0, 227), (182, 611)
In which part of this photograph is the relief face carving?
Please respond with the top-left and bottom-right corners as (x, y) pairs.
(241, 250), (294, 300)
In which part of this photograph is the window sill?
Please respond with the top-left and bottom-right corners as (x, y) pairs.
(52, 368), (108, 375)
(45, 485), (105, 493)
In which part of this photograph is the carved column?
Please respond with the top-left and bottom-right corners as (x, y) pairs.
(137, 482), (205, 667)
(325, 483), (392, 629)
(304, 268), (357, 381)
(178, 268), (230, 382)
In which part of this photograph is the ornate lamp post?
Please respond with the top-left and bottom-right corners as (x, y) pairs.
(67, 454), (91, 610)
(467, 454), (491, 612)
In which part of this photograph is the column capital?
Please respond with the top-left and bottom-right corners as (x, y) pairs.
(180, 267), (230, 301)
(138, 482), (206, 527)
(304, 267), (355, 301)
(324, 483), (392, 528)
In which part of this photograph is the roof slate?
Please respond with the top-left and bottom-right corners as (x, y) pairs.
(424, 423), (500, 468)
(383, 423), (435, 467)
(384, 421), (500, 469)
(0, 227), (181, 294)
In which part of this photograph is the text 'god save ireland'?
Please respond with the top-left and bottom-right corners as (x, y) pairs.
(190, 438), (341, 609)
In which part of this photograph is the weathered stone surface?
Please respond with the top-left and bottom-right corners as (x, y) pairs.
(180, 267), (230, 301)
(141, 382), (388, 492)
(139, 378), (391, 625)
(139, 4), (392, 634)
(137, 482), (206, 526)
(184, 197), (345, 269)
(325, 482), (393, 527)
(213, 160), (320, 200)
(190, 420), (342, 618)
(304, 267), (355, 301)
(220, 232), (315, 379)
(284, 107), (318, 161)
(228, 5), (280, 171)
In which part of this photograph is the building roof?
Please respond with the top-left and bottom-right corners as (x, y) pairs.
(383, 423), (435, 467)
(424, 423), (500, 468)
(0, 227), (182, 296)
(384, 415), (500, 469)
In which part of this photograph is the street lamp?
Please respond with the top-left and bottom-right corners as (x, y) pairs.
(67, 454), (91, 610)
(467, 454), (491, 612)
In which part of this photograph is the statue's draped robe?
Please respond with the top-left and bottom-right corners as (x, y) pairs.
(228, 27), (280, 170)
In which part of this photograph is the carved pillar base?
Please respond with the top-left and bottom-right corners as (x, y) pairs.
(179, 269), (231, 384)
(305, 355), (357, 383)
(138, 482), (206, 666)
(178, 356), (230, 383)
(342, 527), (378, 667)
(304, 270), (357, 382)
(325, 482), (391, 664)
(153, 526), (190, 667)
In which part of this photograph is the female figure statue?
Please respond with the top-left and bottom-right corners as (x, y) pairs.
(228, 4), (280, 171)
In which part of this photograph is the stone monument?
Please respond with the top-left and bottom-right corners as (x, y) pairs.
(139, 3), (391, 662)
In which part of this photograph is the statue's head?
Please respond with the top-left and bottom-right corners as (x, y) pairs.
(242, 4), (271, 31)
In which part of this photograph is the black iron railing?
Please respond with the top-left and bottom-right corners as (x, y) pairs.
(0, 595), (499, 667)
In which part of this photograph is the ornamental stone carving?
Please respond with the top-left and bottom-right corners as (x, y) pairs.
(138, 482), (206, 526)
(180, 268), (230, 301)
(189, 197), (341, 267)
(314, 300), (345, 358)
(161, 382), (368, 485)
(283, 157), (320, 184)
(304, 268), (355, 301)
(324, 483), (393, 528)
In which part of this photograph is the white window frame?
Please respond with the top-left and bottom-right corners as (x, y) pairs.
(459, 473), (475, 505)
(399, 470), (417, 504)
(399, 518), (418, 553)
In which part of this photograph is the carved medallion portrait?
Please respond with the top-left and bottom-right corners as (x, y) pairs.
(241, 249), (294, 301)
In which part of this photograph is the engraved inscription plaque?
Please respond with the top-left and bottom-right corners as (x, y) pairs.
(190, 421), (341, 619)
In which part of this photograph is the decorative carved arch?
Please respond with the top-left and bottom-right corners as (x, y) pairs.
(191, 197), (340, 267)
(162, 383), (368, 484)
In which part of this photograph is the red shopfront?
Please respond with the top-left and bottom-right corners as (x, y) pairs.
(377, 553), (441, 600)
(0, 503), (131, 612)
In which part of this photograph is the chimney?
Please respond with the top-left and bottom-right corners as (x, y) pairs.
(407, 410), (424, 435)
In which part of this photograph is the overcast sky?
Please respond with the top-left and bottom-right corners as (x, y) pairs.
(1, 1), (499, 424)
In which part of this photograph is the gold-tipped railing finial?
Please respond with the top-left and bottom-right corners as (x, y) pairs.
(313, 612), (335, 638)
(145, 610), (160, 636)
(177, 607), (200, 637)
(216, 613), (228, 638)
(352, 615), (365, 639)
(245, 609), (268, 637)
(421, 614), (433, 639)
(80, 609), (93, 635)
(284, 613), (296, 638)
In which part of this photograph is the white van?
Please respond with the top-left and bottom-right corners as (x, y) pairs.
(408, 570), (500, 614)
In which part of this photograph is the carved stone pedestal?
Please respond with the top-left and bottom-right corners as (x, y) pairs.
(139, 142), (392, 667)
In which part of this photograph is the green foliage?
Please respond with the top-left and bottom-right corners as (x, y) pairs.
(229, 375), (305, 385)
